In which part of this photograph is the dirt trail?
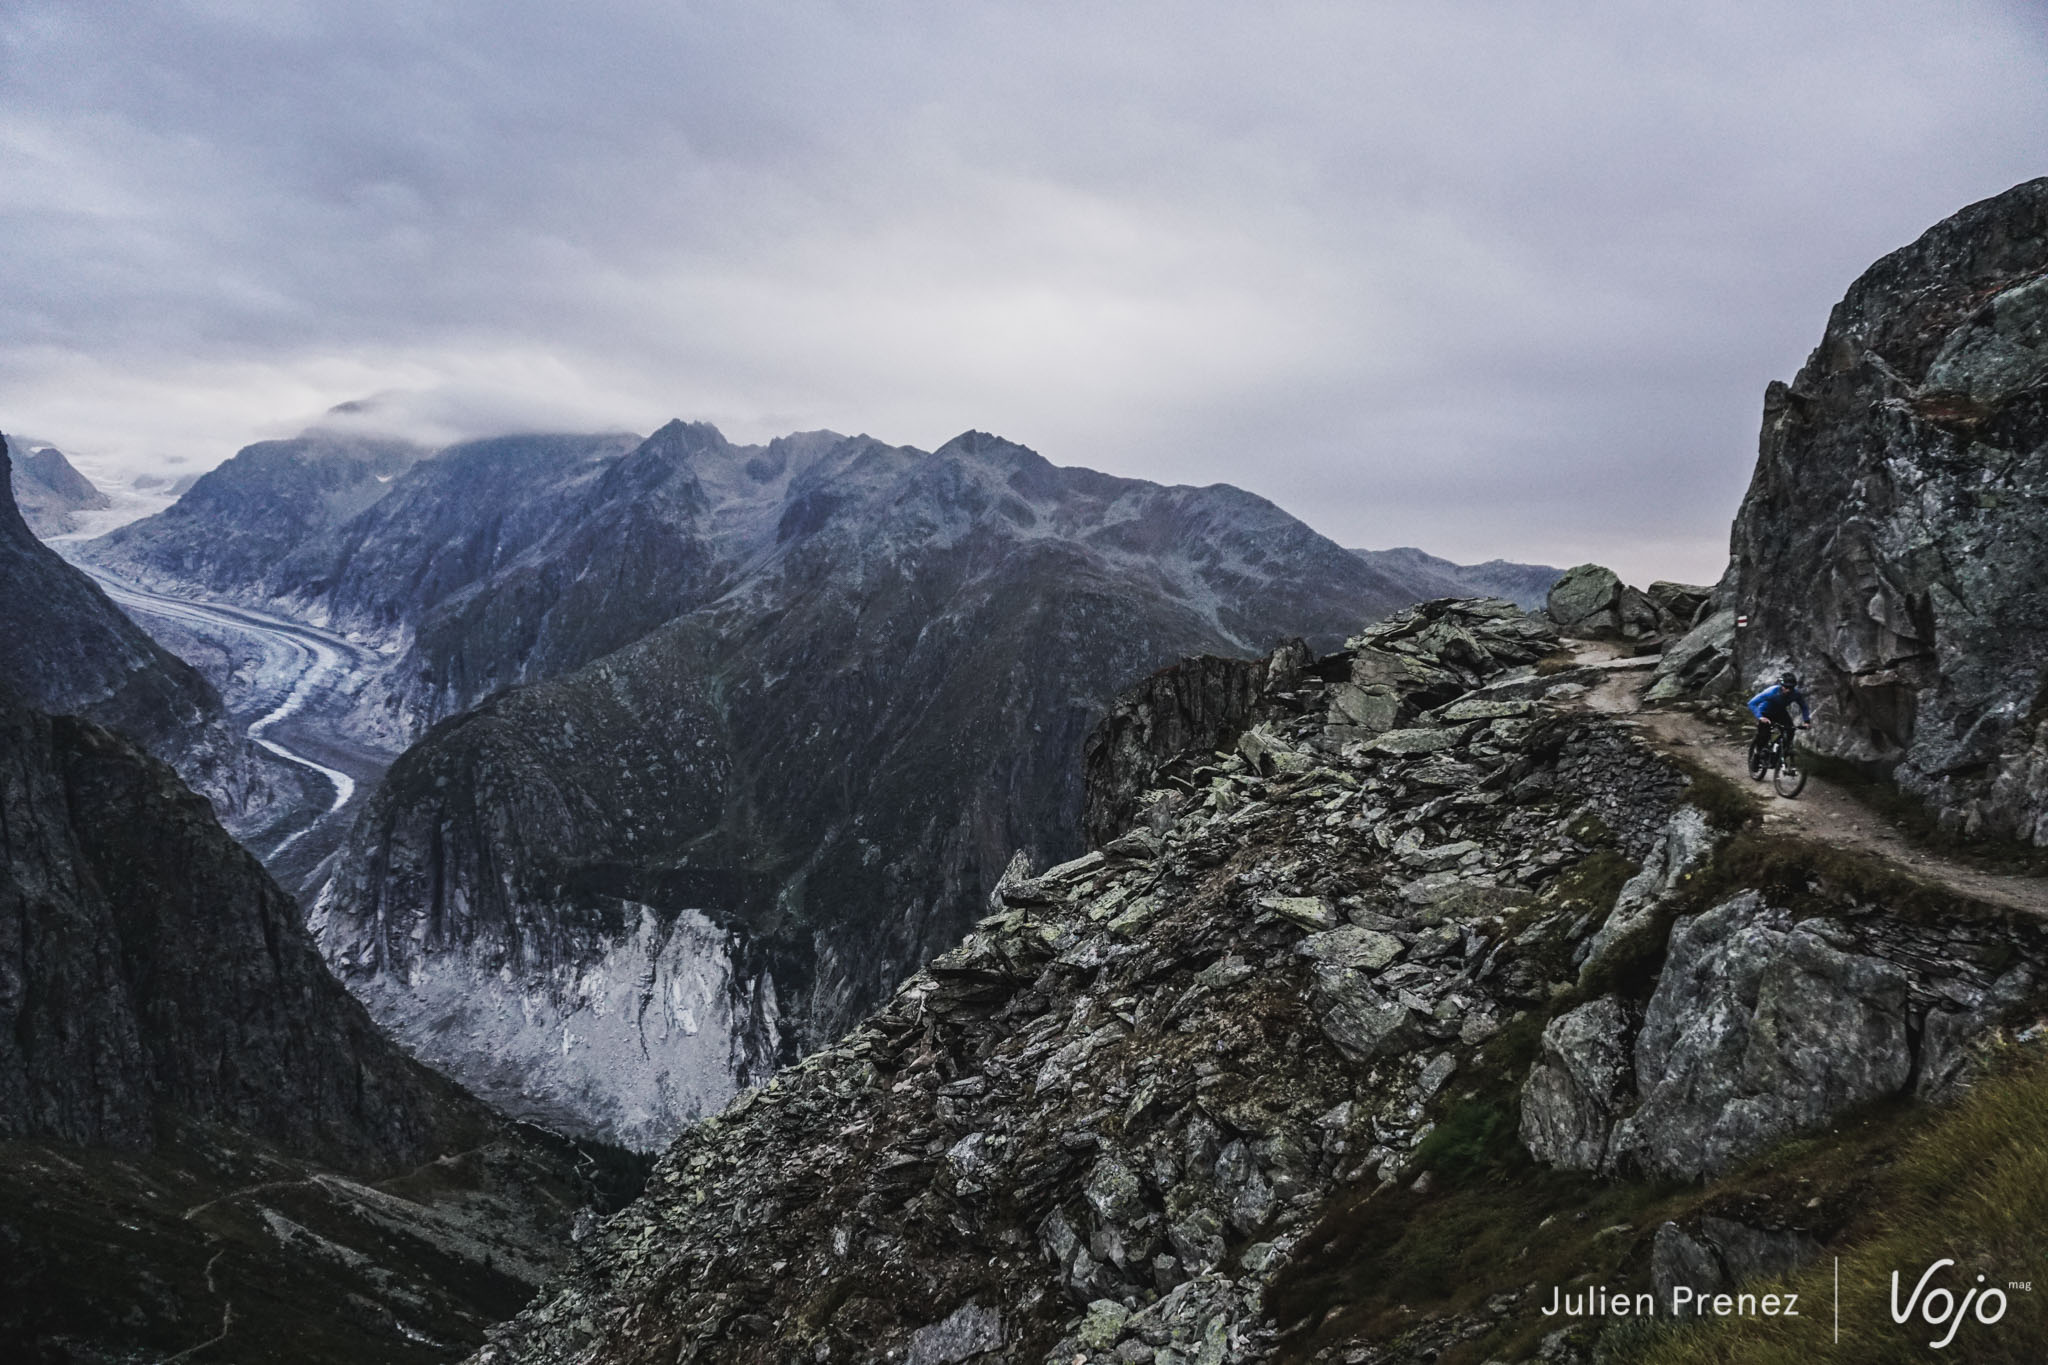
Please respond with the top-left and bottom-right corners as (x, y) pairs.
(1562, 643), (2048, 917)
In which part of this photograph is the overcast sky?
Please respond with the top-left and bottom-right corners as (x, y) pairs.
(4, 1), (2044, 583)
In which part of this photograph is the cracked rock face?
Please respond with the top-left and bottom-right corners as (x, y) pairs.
(1727, 176), (2048, 844)
(1609, 893), (1915, 1181)
(1519, 996), (1632, 1171)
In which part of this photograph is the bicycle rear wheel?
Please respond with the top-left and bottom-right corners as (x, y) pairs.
(1773, 745), (1807, 798)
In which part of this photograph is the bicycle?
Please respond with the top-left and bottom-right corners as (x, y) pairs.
(1747, 723), (1809, 798)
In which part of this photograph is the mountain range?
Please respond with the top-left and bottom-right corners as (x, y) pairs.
(82, 422), (1559, 1147)
(2, 177), (2045, 1365)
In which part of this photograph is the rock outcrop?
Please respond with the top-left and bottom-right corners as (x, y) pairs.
(1518, 996), (1632, 1170)
(1726, 176), (2048, 843)
(1544, 564), (1705, 646)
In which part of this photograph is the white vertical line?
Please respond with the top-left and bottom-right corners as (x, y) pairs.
(1835, 1256), (1840, 1344)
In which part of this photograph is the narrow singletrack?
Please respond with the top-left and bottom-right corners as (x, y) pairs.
(1565, 642), (2048, 917)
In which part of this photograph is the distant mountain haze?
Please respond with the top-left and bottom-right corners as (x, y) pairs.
(6, 441), (108, 537)
(84, 419), (1556, 1146)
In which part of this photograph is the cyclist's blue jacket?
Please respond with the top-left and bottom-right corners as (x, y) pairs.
(1747, 684), (1811, 725)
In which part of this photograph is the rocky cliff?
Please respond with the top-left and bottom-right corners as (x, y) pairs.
(0, 690), (472, 1165)
(0, 689), (615, 1363)
(1727, 176), (2048, 845)
(468, 598), (2048, 1365)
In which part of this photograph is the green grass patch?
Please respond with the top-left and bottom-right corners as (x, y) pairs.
(1670, 829), (1997, 922)
(1411, 1098), (1525, 1187)
(1267, 1065), (1959, 1365)
(1620, 1048), (2048, 1365)
(1664, 753), (1759, 833)
(1548, 849), (1638, 912)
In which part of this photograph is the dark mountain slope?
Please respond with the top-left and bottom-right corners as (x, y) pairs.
(0, 692), (471, 1166)
(84, 429), (423, 597)
(267, 431), (642, 642)
(0, 433), (282, 822)
(1351, 544), (1561, 610)
(0, 690), (614, 1363)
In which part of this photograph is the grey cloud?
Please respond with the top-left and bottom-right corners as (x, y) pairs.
(2, 0), (2045, 585)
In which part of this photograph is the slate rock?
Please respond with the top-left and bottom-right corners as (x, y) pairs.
(1725, 176), (2048, 845)
(1609, 893), (1914, 1179)
(906, 1302), (1003, 1364)
(1519, 996), (1632, 1170)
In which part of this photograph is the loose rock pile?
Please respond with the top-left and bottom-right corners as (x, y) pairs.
(474, 599), (2048, 1365)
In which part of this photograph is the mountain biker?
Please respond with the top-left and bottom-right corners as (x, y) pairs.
(1747, 672), (1812, 768)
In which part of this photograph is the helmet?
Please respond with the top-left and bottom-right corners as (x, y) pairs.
(1779, 671), (1798, 688)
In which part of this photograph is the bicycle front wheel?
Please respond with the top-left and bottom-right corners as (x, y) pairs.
(1773, 747), (1808, 798)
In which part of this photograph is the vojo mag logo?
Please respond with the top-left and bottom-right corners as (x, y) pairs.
(1888, 1258), (2019, 1351)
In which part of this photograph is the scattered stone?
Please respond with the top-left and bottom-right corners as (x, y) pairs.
(1259, 895), (1339, 931)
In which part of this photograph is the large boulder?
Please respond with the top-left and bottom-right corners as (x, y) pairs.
(1577, 805), (1718, 980)
(1726, 177), (2048, 844)
(1644, 608), (1738, 702)
(1546, 563), (1662, 642)
(1607, 893), (1915, 1180)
